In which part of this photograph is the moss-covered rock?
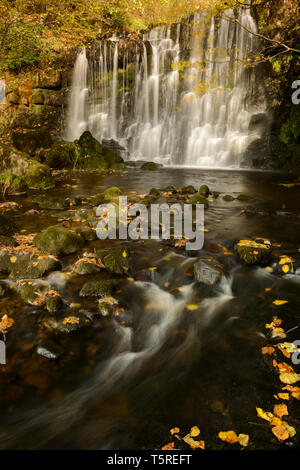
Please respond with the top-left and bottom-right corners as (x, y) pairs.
(90, 186), (123, 205)
(78, 131), (123, 169)
(46, 142), (83, 169)
(180, 185), (197, 194)
(98, 296), (118, 317)
(0, 172), (27, 195)
(95, 245), (131, 274)
(141, 162), (158, 171)
(74, 259), (101, 275)
(46, 294), (63, 314)
(188, 193), (209, 208)
(194, 258), (224, 286)
(223, 195), (235, 202)
(79, 279), (116, 298)
(34, 195), (69, 210)
(15, 282), (45, 305)
(0, 214), (18, 236)
(235, 239), (272, 265)
(149, 187), (160, 197)
(34, 225), (84, 255)
(11, 128), (53, 155)
(74, 226), (97, 242)
(9, 253), (62, 280)
(236, 193), (252, 201)
(199, 184), (210, 196)
(23, 160), (54, 189)
(0, 235), (18, 247)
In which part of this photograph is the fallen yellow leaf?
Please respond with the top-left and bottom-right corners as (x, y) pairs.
(218, 430), (239, 444)
(238, 434), (249, 447)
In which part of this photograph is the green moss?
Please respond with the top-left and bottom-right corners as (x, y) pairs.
(141, 162), (158, 171)
(46, 142), (83, 169)
(34, 225), (84, 255)
(24, 160), (54, 189)
(0, 172), (27, 195)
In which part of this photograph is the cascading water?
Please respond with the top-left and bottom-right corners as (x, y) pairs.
(66, 4), (266, 167)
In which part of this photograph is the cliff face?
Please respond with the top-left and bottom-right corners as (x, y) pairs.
(253, 0), (300, 168)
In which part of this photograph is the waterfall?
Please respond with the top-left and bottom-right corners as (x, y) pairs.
(66, 48), (88, 141)
(66, 5), (266, 168)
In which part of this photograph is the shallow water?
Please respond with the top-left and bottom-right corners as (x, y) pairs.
(0, 168), (300, 450)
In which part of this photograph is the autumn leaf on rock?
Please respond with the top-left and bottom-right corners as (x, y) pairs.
(190, 426), (200, 437)
(261, 346), (275, 356)
(238, 434), (249, 447)
(170, 427), (180, 436)
(272, 425), (289, 442)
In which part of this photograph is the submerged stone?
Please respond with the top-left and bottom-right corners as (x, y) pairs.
(223, 195), (235, 202)
(37, 339), (63, 360)
(141, 162), (158, 171)
(194, 258), (224, 286)
(79, 279), (116, 298)
(34, 225), (84, 255)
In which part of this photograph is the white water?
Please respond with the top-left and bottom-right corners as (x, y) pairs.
(66, 5), (266, 167)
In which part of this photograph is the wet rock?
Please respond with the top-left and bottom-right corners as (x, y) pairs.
(0, 235), (18, 248)
(141, 162), (158, 171)
(37, 339), (63, 360)
(15, 282), (44, 305)
(34, 225), (84, 255)
(0, 172), (27, 195)
(11, 128), (53, 155)
(0, 281), (9, 297)
(90, 186), (123, 205)
(23, 160), (54, 189)
(188, 193), (209, 208)
(74, 226), (97, 242)
(149, 187), (160, 197)
(95, 246), (131, 274)
(73, 207), (96, 222)
(98, 296), (118, 317)
(46, 295), (63, 314)
(236, 193), (252, 201)
(46, 142), (83, 169)
(34, 195), (69, 210)
(0, 214), (18, 236)
(102, 138), (127, 159)
(57, 314), (90, 334)
(180, 185), (197, 194)
(162, 185), (177, 193)
(235, 239), (271, 265)
(79, 279), (116, 298)
(78, 131), (123, 169)
(9, 253), (62, 280)
(194, 258), (224, 286)
(74, 260), (101, 275)
(199, 184), (210, 196)
(223, 195), (235, 203)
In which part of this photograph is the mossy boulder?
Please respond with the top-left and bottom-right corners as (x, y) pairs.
(46, 295), (63, 314)
(189, 193), (209, 208)
(90, 187), (123, 205)
(74, 259), (101, 275)
(23, 160), (54, 189)
(141, 162), (158, 171)
(74, 226), (97, 242)
(223, 195), (235, 202)
(95, 246), (131, 274)
(46, 142), (83, 169)
(149, 188), (160, 197)
(0, 172), (27, 195)
(9, 253), (62, 280)
(15, 282), (46, 305)
(199, 184), (210, 196)
(34, 225), (84, 255)
(98, 296), (118, 317)
(11, 128), (53, 155)
(79, 279), (116, 298)
(78, 131), (123, 169)
(235, 239), (272, 265)
(180, 185), (197, 194)
(236, 194), (252, 201)
(0, 214), (18, 236)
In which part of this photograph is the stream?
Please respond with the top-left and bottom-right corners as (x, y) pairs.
(0, 167), (300, 450)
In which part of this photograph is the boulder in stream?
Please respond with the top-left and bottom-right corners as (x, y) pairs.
(34, 225), (84, 255)
(194, 258), (224, 286)
(95, 246), (131, 275)
(11, 128), (53, 155)
(235, 239), (272, 265)
(79, 279), (116, 298)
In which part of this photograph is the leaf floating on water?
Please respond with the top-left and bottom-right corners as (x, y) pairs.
(170, 427), (180, 436)
(279, 372), (300, 385)
(273, 300), (288, 306)
(271, 328), (286, 339)
(273, 404), (288, 419)
(186, 304), (198, 311)
(277, 393), (290, 400)
(256, 407), (273, 422)
(271, 425), (290, 442)
(218, 430), (239, 444)
(261, 346), (275, 356)
(183, 434), (205, 449)
(161, 442), (179, 450)
(238, 434), (249, 447)
(62, 316), (80, 325)
(190, 426), (200, 437)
